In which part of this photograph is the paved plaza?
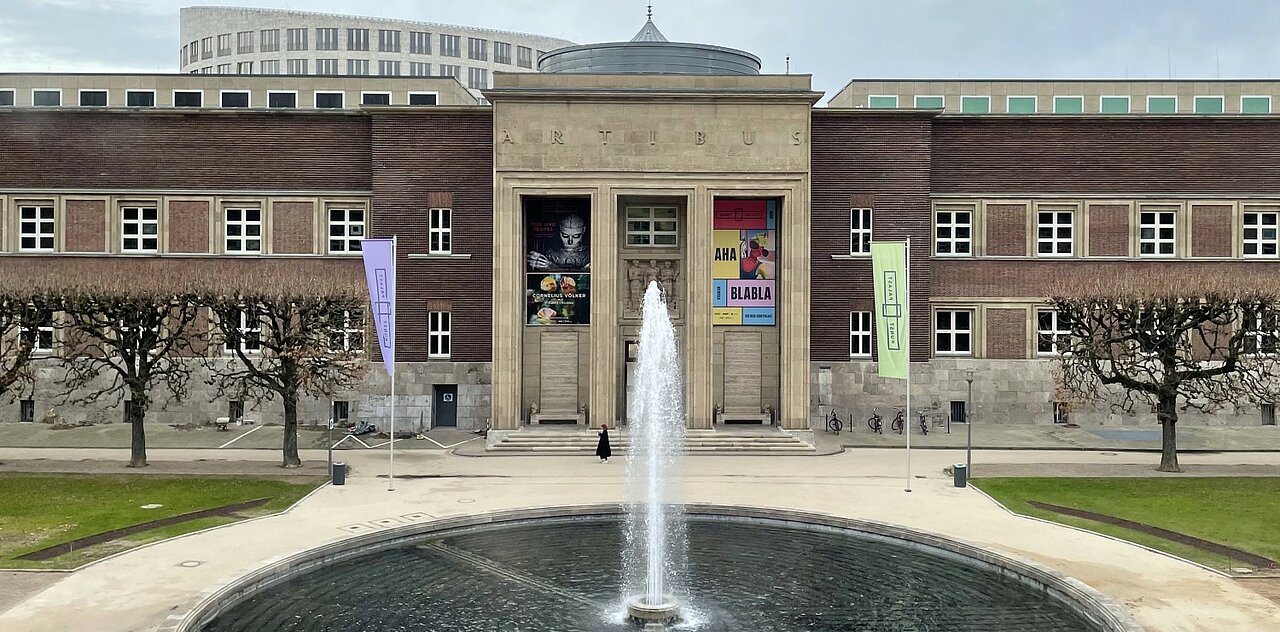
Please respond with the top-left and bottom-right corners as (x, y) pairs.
(0, 445), (1277, 631)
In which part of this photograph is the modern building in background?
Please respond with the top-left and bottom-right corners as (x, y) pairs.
(178, 6), (574, 95)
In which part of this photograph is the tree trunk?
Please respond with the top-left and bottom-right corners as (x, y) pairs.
(128, 401), (148, 468)
(282, 396), (301, 468)
(1155, 394), (1180, 473)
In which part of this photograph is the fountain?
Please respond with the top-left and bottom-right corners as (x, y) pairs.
(623, 281), (686, 627)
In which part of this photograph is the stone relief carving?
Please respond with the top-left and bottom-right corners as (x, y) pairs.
(623, 259), (682, 318)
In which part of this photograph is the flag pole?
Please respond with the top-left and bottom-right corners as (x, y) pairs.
(388, 235), (397, 492)
(904, 237), (912, 493)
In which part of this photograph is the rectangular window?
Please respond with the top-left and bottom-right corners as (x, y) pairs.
(224, 311), (261, 355)
(913, 95), (943, 109)
(173, 90), (202, 107)
(1243, 312), (1279, 355)
(850, 207), (872, 254)
(347, 59), (370, 76)
(1147, 95), (1177, 114)
(960, 96), (990, 114)
(20, 399), (35, 423)
(378, 60), (401, 77)
(257, 60), (278, 74)
(331, 310), (364, 353)
(1193, 95), (1224, 114)
(316, 58), (339, 75)
(0, 89), (13, 106)
(199, 66), (212, 74)
(78, 90), (107, 106)
(408, 91), (438, 105)
(224, 207), (262, 254)
(440, 34), (461, 57)
(217, 33), (232, 56)
(228, 400), (245, 423)
(1242, 211), (1279, 257)
(1053, 96), (1084, 114)
(285, 27), (307, 51)
(439, 64), (461, 78)
(378, 29), (401, 52)
(360, 91), (390, 106)
(624, 206), (678, 247)
(867, 95), (897, 108)
(1053, 402), (1070, 425)
(237, 30), (254, 54)
(332, 400), (350, 424)
(429, 207), (453, 254)
(314, 91), (344, 108)
(218, 63), (233, 74)
(934, 207), (972, 256)
(220, 91), (250, 108)
(126, 90), (154, 107)
(286, 58), (307, 74)
(1036, 309), (1070, 356)
(428, 311), (451, 359)
(409, 31), (431, 54)
(409, 62), (432, 77)
(236, 61), (254, 74)
(19, 204), (56, 251)
(268, 91), (297, 108)
(1100, 95), (1130, 114)
(1242, 95), (1271, 114)
(517, 45), (533, 68)
(849, 311), (873, 358)
(1263, 403), (1276, 426)
(1138, 209), (1177, 257)
(327, 207), (365, 253)
(315, 27), (338, 51)
(260, 29), (279, 52)
(1036, 209), (1074, 256)
(23, 313), (54, 353)
(32, 89), (61, 107)
(347, 28), (369, 51)
(188, 40), (199, 63)
(467, 67), (488, 89)
(1007, 95), (1037, 113)
(935, 310), (972, 356)
(120, 205), (159, 252)
(494, 41), (512, 64)
(467, 37), (487, 60)
(201, 36), (213, 59)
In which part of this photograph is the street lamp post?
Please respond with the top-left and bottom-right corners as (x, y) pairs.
(965, 370), (974, 477)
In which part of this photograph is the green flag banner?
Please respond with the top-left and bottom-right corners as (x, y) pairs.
(871, 241), (908, 379)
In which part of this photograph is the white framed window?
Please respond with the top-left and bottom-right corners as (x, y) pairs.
(22, 313), (55, 354)
(1100, 95), (1130, 114)
(32, 89), (61, 107)
(219, 90), (250, 108)
(409, 63), (432, 78)
(429, 207), (452, 254)
(78, 89), (107, 107)
(286, 27), (307, 51)
(121, 205), (159, 252)
(236, 30), (254, 54)
(409, 31), (431, 54)
(1052, 96), (1084, 114)
(850, 207), (872, 255)
(331, 309), (364, 353)
(1244, 312), (1280, 355)
(316, 58), (339, 76)
(439, 64), (461, 79)
(440, 34), (461, 57)
(467, 67), (488, 89)
(428, 311), (451, 359)
(258, 60), (279, 75)
(19, 204), (56, 251)
(935, 310), (973, 356)
(125, 90), (155, 107)
(201, 36), (213, 58)
(260, 29), (279, 52)
(1036, 309), (1071, 356)
(314, 91), (344, 108)
(517, 45), (533, 68)
(1193, 95), (1224, 114)
(494, 41), (512, 65)
(217, 63), (233, 74)
(347, 59), (370, 76)
(1241, 95), (1272, 114)
(1147, 95), (1177, 114)
(913, 95), (944, 109)
(378, 60), (401, 77)
(1138, 209), (1176, 257)
(315, 27), (338, 51)
(1036, 209), (1074, 256)
(960, 96), (990, 114)
(624, 206), (678, 247)
(0, 89), (14, 106)
(378, 29), (401, 53)
(934, 207), (972, 256)
(267, 91), (297, 108)
(327, 207), (365, 253)
(360, 91), (390, 106)
(1243, 210), (1280, 257)
(867, 95), (898, 108)
(173, 90), (203, 107)
(1007, 95), (1037, 113)
(285, 59), (307, 75)
(224, 310), (261, 355)
(467, 37), (487, 60)
(347, 28), (369, 51)
(224, 207), (262, 254)
(849, 311), (873, 358)
(216, 33), (232, 56)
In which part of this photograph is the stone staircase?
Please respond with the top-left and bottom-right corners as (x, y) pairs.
(486, 427), (815, 454)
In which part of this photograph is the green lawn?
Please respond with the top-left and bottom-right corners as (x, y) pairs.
(0, 474), (323, 569)
(973, 477), (1280, 572)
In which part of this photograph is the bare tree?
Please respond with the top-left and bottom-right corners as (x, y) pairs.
(1049, 274), (1280, 472)
(0, 292), (57, 402)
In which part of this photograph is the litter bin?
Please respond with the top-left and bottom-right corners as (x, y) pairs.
(953, 463), (968, 488)
(332, 461), (347, 486)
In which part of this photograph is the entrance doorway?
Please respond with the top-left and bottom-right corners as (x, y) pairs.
(433, 385), (458, 427)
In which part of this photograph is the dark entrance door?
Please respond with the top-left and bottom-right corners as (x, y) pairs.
(433, 385), (458, 427)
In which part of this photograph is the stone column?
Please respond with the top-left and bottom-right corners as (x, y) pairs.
(589, 186), (618, 426)
(685, 187), (714, 429)
(491, 181), (523, 432)
(778, 184), (812, 431)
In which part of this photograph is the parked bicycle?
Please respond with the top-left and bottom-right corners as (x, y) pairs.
(867, 409), (883, 434)
(824, 409), (843, 435)
(889, 408), (906, 434)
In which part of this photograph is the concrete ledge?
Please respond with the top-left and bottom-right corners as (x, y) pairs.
(176, 504), (1142, 632)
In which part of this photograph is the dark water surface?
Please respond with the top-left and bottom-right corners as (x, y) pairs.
(202, 517), (1101, 632)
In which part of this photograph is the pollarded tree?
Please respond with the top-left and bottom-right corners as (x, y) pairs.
(1048, 274), (1280, 472)
(0, 292), (58, 402)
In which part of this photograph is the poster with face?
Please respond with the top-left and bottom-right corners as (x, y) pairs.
(712, 199), (778, 326)
(527, 209), (590, 272)
(526, 273), (591, 325)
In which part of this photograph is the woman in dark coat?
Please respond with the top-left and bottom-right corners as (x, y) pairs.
(596, 424), (612, 463)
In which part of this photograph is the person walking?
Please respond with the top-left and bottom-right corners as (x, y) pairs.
(596, 424), (612, 463)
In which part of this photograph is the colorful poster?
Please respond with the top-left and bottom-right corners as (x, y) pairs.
(726, 280), (774, 307)
(712, 280), (729, 307)
(740, 230), (776, 280)
(742, 308), (775, 326)
(713, 230), (741, 279)
(527, 208), (589, 272)
(527, 273), (591, 325)
(713, 199), (768, 230)
(713, 307), (742, 325)
(712, 200), (779, 326)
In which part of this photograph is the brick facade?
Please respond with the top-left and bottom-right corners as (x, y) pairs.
(1087, 203), (1130, 256)
(167, 200), (212, 254)
(1191, 204), (1233, 257)
(985, 203), (1027, 256)
(270, 201), (316, 254)
(64, 199), (106, 252)
(985, 308), (1027, 359)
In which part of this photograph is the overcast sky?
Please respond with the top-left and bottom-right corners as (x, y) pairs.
(3, 0), (1280, 103)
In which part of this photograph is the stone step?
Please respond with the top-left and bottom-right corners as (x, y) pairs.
(487, 445), (815, 453)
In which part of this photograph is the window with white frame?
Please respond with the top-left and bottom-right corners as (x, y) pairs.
(1036, 309), (1071, 356)
(409, 31), (431, 54)
(0, 89), (14, 106)
(19, 204), (55, 251)
(429, 207), (453, 253)
(625, 206), (678, 247)
(1244, 311), (1280, 355)
(284, 27), (306, 51)
(1138, 209), (1176, 257)
(428, 311), (451, 358)
(1242, 210), (1279, 257)
(378, 60), (401, 77)
(467, 67), (488, 89)
(934, 310), (972, 356)
(467, 37), (487, 60)
(224, 310), (261, 354)
(315, 27), (338, 51)
(79, 90), (107, 106)
(1036, 209), (1074, 256)
(224, 207), (262, 254)
(439, 64), (461, 78)
(517, 45), (533, 68)
(316, 59), (338, 76)
(236, 31), (253, 54)
(494, 41), (512, 64)
(328, 207), (365, 253)
(850, 207), (872, 254)
(201, 37), (213, 59)
(348, 59), (370, 76)
(378, 29), (401, 52)
(407, 92), (437, 106)
(268, 92), (296, 108)
(315, 91), (344, 108)
(934, 207), (972, 256)
(409, 62), (432, 77)
(22, 313), (55, 353)
(216, 33), (232, 56)
(285, 59), (307, 75)
(360, 91), (389, 106)
(330, 308), (364, 353)
(221, 91), (249, 107)
(347, 28), (369, 51)
(849, 311), (873, 357)
(440, 34), (461, 57)
(32, 90), (60, 106)
(126, 90), (155, 107)
(121, 205), (158, 252)
(260, 29), (279, 52)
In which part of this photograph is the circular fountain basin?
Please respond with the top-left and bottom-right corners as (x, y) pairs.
(188, 506), (1138, 632)
(626, 595), (680, 625)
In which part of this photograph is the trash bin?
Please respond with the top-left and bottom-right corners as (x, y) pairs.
(332, 461), (347, 486)
(953, 463), (968, 488)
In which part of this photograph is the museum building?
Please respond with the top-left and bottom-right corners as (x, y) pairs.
(4, 17), (1280, 441)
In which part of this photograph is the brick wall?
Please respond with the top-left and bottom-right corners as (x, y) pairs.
(934, 259), (1280, 297)
(985, 308), (1027, 359)
(1088, 204), (1130, 256)
(985, 203), (1027, 256)
(1191, 204), (1232, 257)
(167, 200), (211, 254)
(271, 201), (316, 254)
(64, 199), (105, 252)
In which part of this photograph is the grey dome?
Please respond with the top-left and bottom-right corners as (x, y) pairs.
(538, 18), (761, 75)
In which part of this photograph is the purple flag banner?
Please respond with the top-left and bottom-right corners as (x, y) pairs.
(361, 239), (396, 376)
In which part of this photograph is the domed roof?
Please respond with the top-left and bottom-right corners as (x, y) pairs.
(538, 13), (760, 76)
